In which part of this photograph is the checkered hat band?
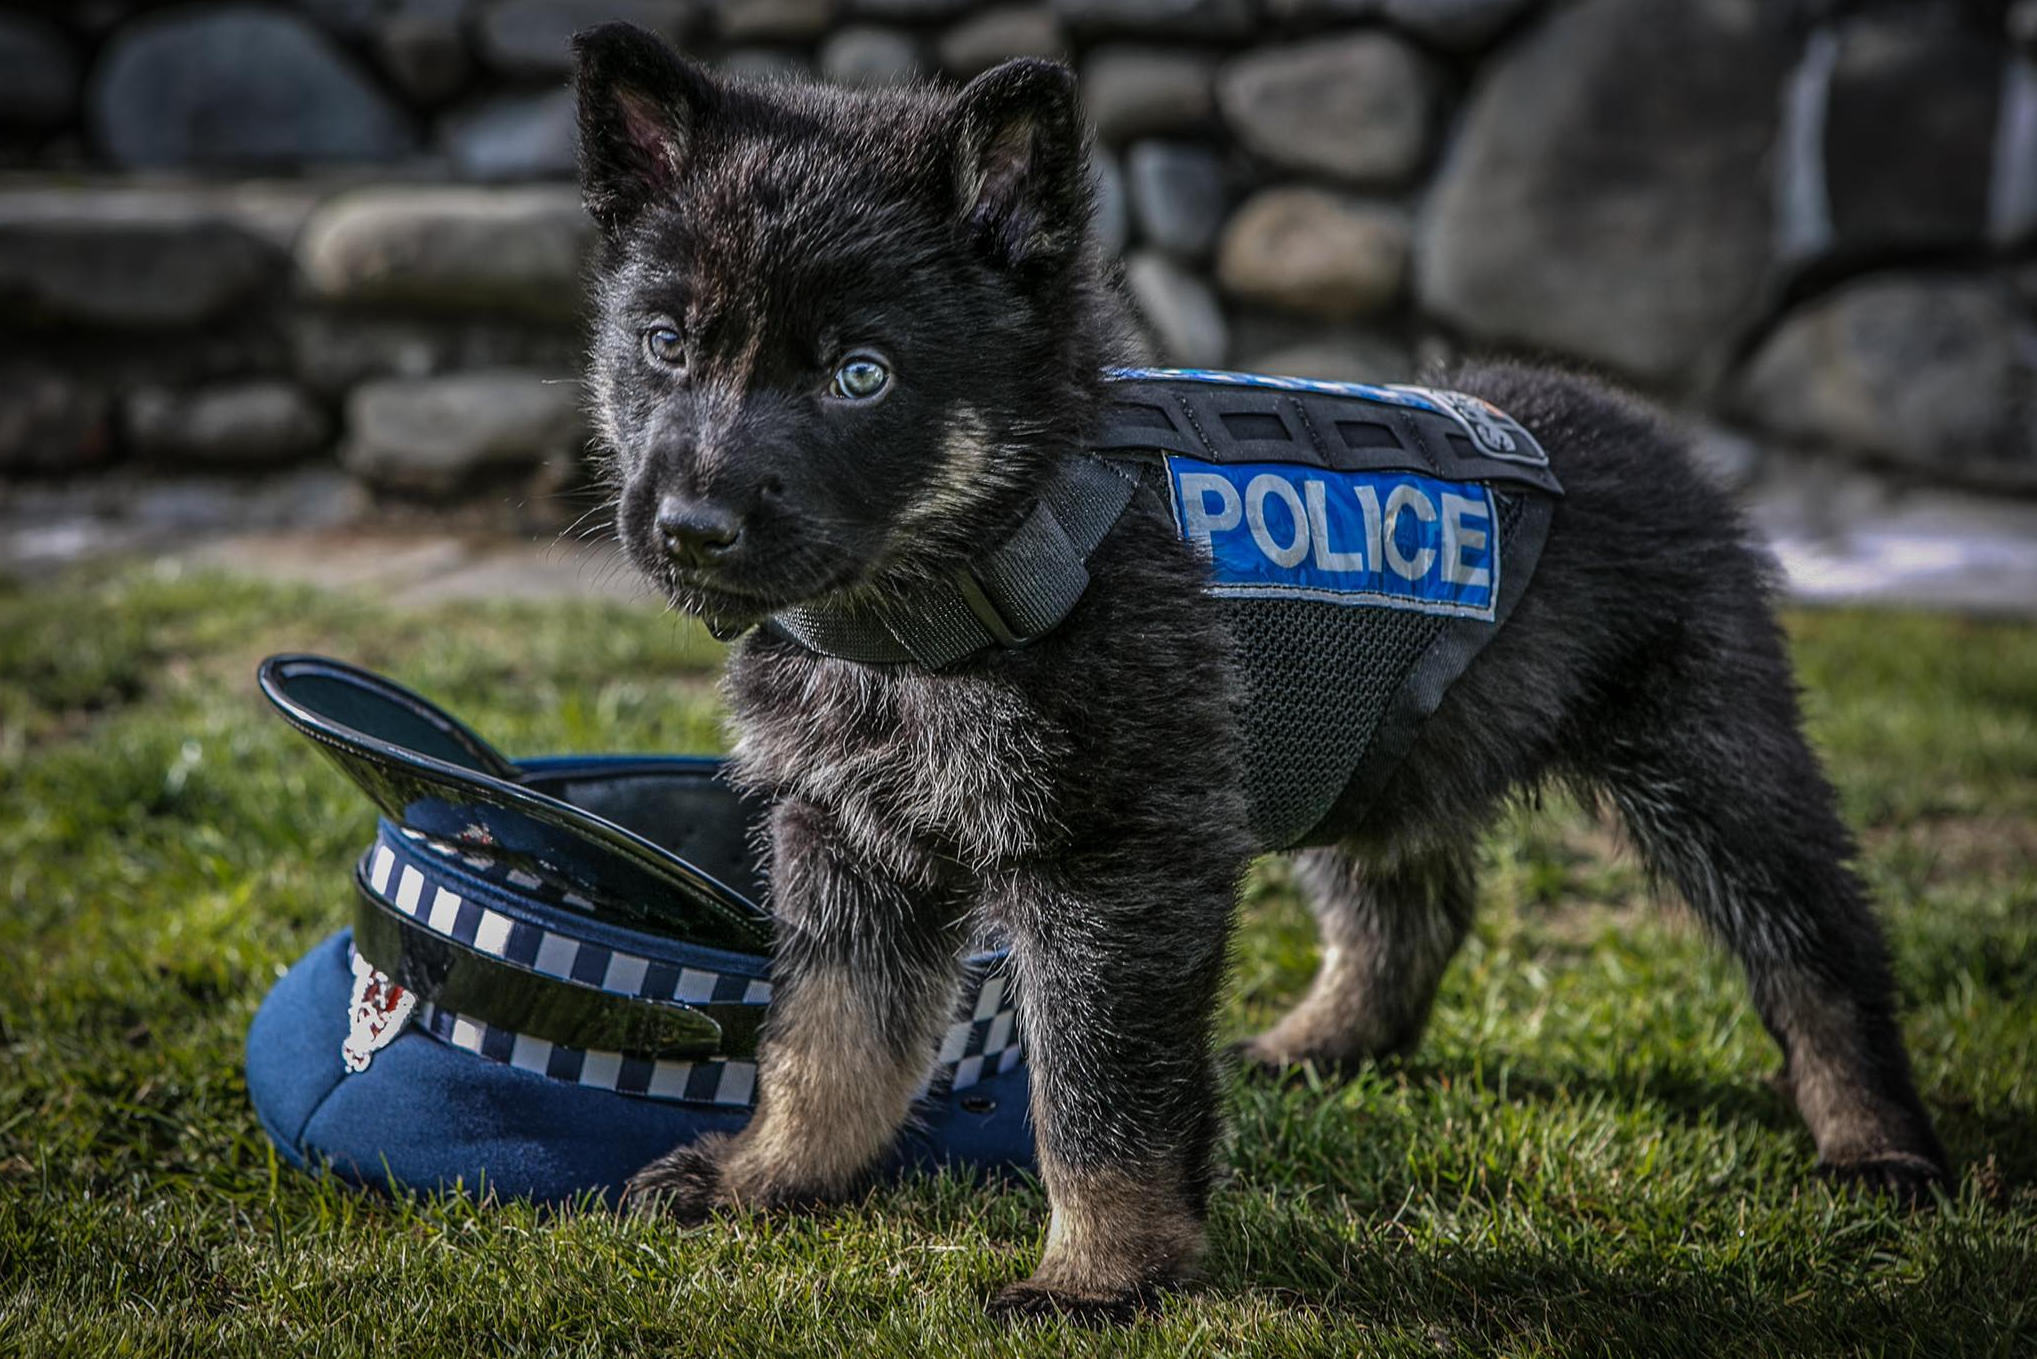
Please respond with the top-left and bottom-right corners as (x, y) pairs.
(364, 833), (774, 1008)
(414, 991), (759, 1106)
(358, 832), (1023, 1104)
(354, 943), (1022, 1108)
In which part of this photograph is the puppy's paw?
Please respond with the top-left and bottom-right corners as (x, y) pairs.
(623, 1132), (737, 1224)
(1229, 1036), (1352, 1084)
(1815, 1152), (1951, 1208)
(985, 1279), (1148, 1326)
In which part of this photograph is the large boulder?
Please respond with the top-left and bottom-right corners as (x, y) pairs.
(1216, 34), (1437, 187)
(1125, 251), (1227, 366)
(1124, 140), (1226, 259)
(1232, 314), (1413, 383)
(1081, 46), (1215, 144)
(297, 185), (592, 320)
(342, 370), (587, 496)
(441, 89), (578, 180)
(1417, 0), (1793, 389)
(0, 187), (284, 328)
(817, 26), (926, 85)
(1216, 187), (1408, 320)
(1730, 275), (2035, 491)
(1820, 16), (2002, 260)
(288, 313), (583, 397)
(1267, 0), (1540, 49)
(89, 6), (415, 168)
(124, 381), (331, 465)
(477, 0), (695, 77)
(719, 0), (836, 42)
(1050, 0), (1253, 40)
(1090, 148), (1130, 257)
(936, 6), (1066, 75)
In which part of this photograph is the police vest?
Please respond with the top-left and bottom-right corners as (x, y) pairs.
(767, 368), (1562, 854)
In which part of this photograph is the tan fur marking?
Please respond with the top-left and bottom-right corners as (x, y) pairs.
(718, 964), (955, 1202)
(1766, 980), (1938, 1169)
(891, 407), (995, 537)
(1245, 848), (1470, 1067)
(1242, 942), (1389, 1067)
(1026, 1160), (1206, 1299)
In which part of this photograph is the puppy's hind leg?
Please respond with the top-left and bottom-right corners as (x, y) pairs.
(1581, 613), (1949, 1199)
(1240, 847), (1477, 1073)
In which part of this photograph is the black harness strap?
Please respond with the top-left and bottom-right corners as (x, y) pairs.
(766, 452), (1142, 667)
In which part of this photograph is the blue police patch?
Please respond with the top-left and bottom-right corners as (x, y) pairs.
(1165, 457), (1501, 620)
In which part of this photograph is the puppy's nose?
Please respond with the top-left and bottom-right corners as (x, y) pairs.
(655, 496), (743, 566)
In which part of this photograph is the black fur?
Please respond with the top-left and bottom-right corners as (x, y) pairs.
(573, 24), (1949, 1317)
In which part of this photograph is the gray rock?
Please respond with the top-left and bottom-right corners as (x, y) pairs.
(1217, 34), (1436, 187)
(289, 312), (583, 396)
(1731, 275), (2035, 490)
(937, 6), (1066, 77)
(377, 0), (473, 104)
(717, 47), (814, 82)
(290, 0), (386, 37)
(1267, 0), (1538, 49)
(718, 0), (836, 42)
(1236, 329), (1413, 384)
(847, 0), (976, 18)
(1685, 422), (1763, 492)
(1821, 16), (2001, 258)
(1418, 0), (1793, 389)
(1081, 46), (1214, 144)
(1216, 187), (1408, 320)
(0, 14), (80, 127)
(477, 0), (695, 77)
(0, 187), (283, 328)
(818, 26), (925, 86)
(1051, 0), (1253, 39)
(298, 184), (592, 320)
(442, 88), (576, 180)
(342, 370), (587, 495)
(1091, 147), (1129, 257)
(90, 6), (416, 168)
(1124, 140), (1225, 259)
(1125, 251), (1227, 366)
(0, 365), (112, 473)
(124, 381), (331, 464)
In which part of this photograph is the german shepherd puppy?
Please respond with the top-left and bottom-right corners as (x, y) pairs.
(571, 23), (1948, 1319)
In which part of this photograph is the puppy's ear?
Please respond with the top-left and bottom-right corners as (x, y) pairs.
(572, 22), (717, 238)
(948, 59), (1088, 272)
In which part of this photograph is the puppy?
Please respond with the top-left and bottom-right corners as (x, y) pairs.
(571, 23), (1948, 1319)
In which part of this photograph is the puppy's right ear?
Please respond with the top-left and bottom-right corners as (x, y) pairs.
(572, 22), (717, 238)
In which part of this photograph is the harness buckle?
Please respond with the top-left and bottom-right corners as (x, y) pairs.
(953, 566), (1034, 648)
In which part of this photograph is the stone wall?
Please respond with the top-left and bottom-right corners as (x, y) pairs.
(2, 0), (2033, 521)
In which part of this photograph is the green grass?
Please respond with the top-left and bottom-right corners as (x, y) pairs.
(1, 563), (2032, 1357)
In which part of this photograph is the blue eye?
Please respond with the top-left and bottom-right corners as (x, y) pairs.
(830, 356), (890, 400)
(643, 326), (685, 366)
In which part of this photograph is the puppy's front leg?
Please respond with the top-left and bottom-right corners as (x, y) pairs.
(987, 860), (1234, 1321)
(627, 797), (962, 1219)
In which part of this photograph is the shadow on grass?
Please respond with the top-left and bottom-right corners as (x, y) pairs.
(1222, 1221), (2033, 1356)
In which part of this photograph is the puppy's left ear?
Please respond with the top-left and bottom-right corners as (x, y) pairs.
(572, 22), (718, 238)
(948, 59), (1088, 272)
